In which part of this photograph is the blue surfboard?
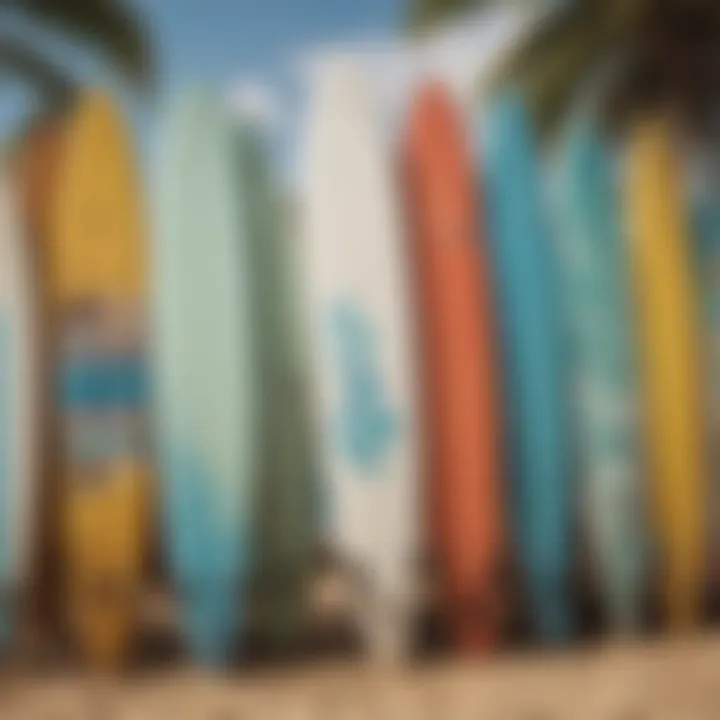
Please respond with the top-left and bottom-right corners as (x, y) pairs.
(553, 114), (647, 631)
(481, 92), (572, 641)
(690, 173), (720, 599)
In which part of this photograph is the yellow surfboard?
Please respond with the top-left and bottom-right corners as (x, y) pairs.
(49, 90), (148, 667)
(627, 118), (706, 629)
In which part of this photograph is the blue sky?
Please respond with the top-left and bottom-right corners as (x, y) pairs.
(133, 0), (406, 177)
(138, 0), (404, 92)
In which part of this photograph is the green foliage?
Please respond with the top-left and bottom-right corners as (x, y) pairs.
(406, 0), (486, 32)
(406, 0), (720, 137)
(0, 0), (151, 103)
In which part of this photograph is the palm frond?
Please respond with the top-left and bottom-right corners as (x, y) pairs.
(406, 0), (486, 33)
(2, 0), (152, 89)
(0, 36), (76, 105)
(488, 0), (657, 136)
(491, 1), (597, 90)
(523, 9), (608, 135)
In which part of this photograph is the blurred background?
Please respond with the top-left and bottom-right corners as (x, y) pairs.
(1, 0), (720, 717)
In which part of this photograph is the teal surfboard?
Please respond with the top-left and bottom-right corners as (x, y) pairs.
(482, 92), (572, 641)
(151, 88), (258, 666)
(553, 114), (646, 631)
(690, 164), (720, 599)
(241, 122), (318, 653)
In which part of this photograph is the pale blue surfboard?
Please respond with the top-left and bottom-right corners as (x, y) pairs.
(481, 92), (572, 641)
(552, 114), (646, 631)
(151, 88), (258, 666)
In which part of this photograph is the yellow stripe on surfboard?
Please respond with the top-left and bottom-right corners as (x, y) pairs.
(627, 118), (706, 629)
(49, 90), (148, 667)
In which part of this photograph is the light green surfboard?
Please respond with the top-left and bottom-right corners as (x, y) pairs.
(240, 122), (318, 653)
(152, 87), (258, 666)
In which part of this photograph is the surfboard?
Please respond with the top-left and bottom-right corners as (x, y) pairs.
(553, 114), (646, 631)
(301, 58), (421, 662)
(689, 165), (720, 603)
(482, 92), (572, 642)
(152, 88), (258, 666)
(48, 91), (148, 667)
(240, 122), (318, 653)
(626, 119), (706, 629)
(13, 114), (65, 643)
(0, 157), (37, 651)
(403, 82), (504, 653)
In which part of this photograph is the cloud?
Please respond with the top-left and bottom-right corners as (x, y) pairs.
(226, 79), (281, 129)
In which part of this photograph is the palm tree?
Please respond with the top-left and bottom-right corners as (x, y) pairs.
(407, 0), (486, 31)
(407, 0), (720, 139)
(0, 0), (151, 106)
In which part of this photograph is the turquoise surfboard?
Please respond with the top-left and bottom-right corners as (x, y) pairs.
(690, 170), (720, 599)
(481, 92), (572, 641)
(151, 88), (258, 666)
(241, 122), (318, 653)
(553, 114), (646, 631)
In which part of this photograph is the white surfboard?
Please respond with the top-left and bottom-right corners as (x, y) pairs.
(301, 57), (421, 662)
(0, 158), (36, 648)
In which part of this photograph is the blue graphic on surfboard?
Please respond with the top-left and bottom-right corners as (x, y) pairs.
(328, 300), (400, 471)
(59, 305), (147, 469)
(552, 113), (647, 631)
(481, 92), (572, 642)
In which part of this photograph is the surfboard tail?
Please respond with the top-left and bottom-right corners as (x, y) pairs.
(664, 562), (705, 631)
(357, 592), (415, 664)
(529, 584), (573, 643)
(0, 594), (15, 652)
(252, 562), (313, 653)
(67, 582), (135, 669)
(445, 599), (501, 654)
(183, 583), (240, 668)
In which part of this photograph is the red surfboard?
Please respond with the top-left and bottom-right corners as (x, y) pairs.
(403, 82), (505, 652)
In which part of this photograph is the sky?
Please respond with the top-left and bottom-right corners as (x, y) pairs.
(131, 0), (407, 177)
(137, 0), (405, 93)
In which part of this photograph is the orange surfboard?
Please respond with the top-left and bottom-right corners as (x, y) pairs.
(403, 82), (504, 652)
(13, 114), (66, 637)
